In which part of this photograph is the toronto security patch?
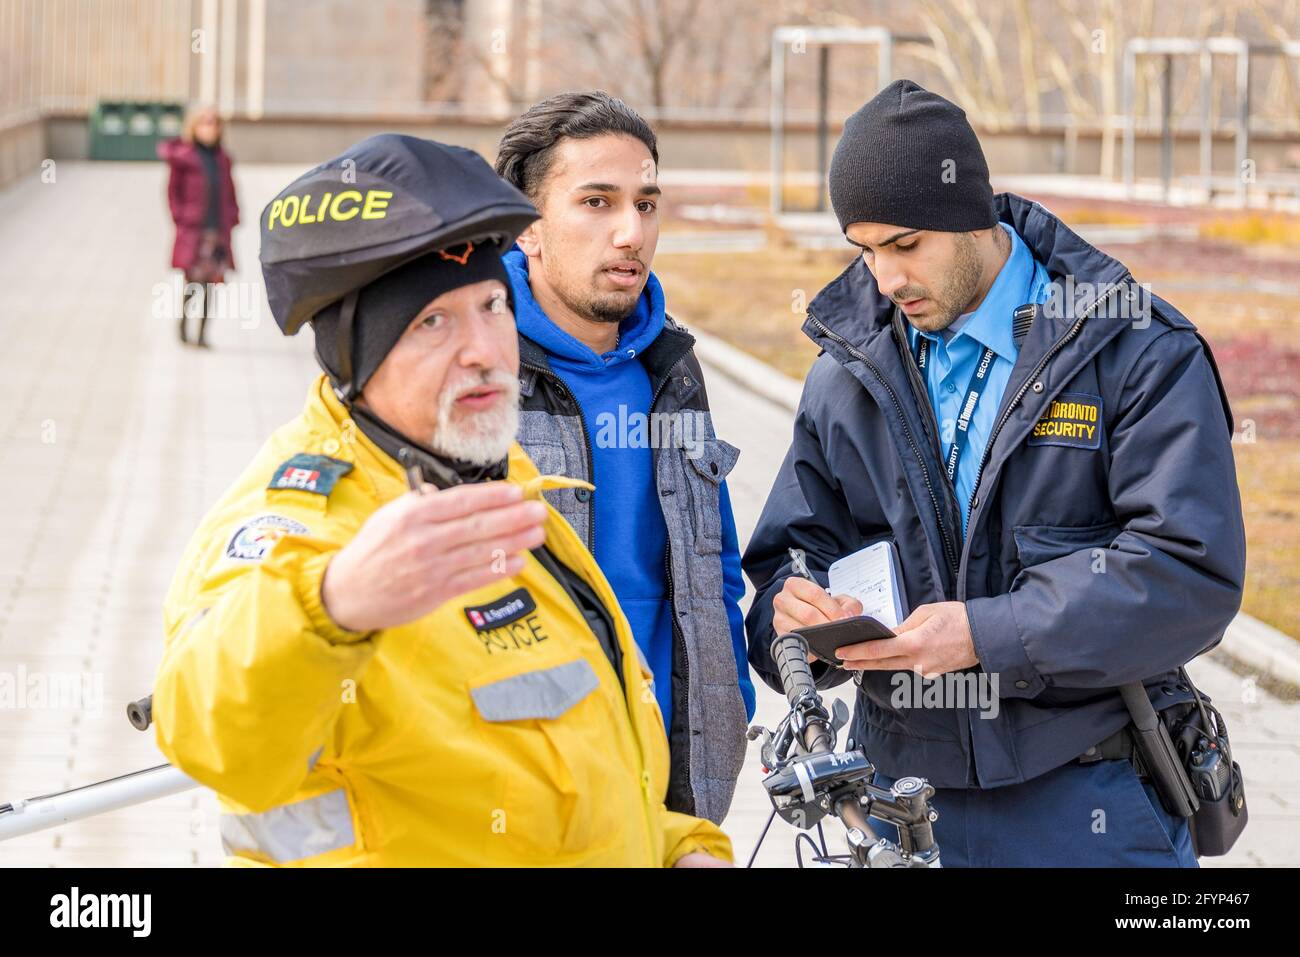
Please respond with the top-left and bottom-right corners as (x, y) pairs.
(1027, 392), (1103, 449)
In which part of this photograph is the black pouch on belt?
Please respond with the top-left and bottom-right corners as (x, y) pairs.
(1119, 668), (1249, 858)
(1164, 667), (1249, 857)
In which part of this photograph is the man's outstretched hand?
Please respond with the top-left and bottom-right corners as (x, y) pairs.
(321, 481), (548, 633)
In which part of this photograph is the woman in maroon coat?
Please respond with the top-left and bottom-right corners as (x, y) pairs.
(159, 105), (240, 348)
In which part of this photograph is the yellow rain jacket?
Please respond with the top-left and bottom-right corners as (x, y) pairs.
(154, 374), (733, 867)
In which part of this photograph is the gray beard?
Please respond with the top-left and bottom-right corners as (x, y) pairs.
(428, 373), (521, 466)
(429, 400), (518, 467)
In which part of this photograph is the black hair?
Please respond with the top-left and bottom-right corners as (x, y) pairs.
(495, 90), (658, 201)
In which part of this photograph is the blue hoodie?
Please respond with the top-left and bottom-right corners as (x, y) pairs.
(504, 250), (755, 732)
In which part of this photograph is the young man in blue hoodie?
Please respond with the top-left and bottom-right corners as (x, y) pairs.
(495, 91), (753, 824)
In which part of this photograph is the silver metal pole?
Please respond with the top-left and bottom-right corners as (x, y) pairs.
(0, 765), (198, 841)
(1235, 45), (1250, 206)
(815, 44), (829, 213)
(1199, 46), (1212, 192)
(1122, 42), (1136, 197)
(219, 0), (237, 116)
(1160, 54), (1173, 203)
(199, 0), (218, 104)
(246, 0), (266, 119)
(770, 29), (785, 220)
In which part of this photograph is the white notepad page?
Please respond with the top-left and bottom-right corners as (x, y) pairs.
(827, 541), (908, 629)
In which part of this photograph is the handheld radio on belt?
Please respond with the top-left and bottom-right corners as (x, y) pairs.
(1119, 672), (1249, 857)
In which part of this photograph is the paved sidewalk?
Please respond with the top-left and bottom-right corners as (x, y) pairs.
(0, 162), (1295, 867)
(0, 161), (313, 866)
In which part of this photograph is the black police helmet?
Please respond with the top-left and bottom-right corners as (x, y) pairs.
(259, 134), (539, 337)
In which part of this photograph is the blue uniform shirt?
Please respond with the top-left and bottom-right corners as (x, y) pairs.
(906, 224), (1051, 536)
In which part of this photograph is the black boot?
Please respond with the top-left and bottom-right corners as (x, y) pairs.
(182, 284), (204, 347)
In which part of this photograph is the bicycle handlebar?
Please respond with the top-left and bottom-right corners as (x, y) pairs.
(771, 632), (818, 706)
(771, 632), (884, 850)
(757, 632), (938, 868)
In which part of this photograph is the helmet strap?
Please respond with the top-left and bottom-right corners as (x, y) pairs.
(333, 289), (361, 405)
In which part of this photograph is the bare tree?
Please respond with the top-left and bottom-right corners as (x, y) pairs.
(425, 0), (1300, 145)
(560, 0), (703, 109)
(1012, 0), (1042, 130)
(423, 0), (467, 104)
(1247, 0), (1300, 134)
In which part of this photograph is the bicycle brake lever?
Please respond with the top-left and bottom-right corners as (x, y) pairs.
(748, 725), (778, 771)
(831, 698), (850, 735)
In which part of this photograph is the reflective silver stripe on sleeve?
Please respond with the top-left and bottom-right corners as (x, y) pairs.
(470, 658), (599, 722)
(631, 640), (656, 696)
(220, 788), (355, 863)
(632, 640), (651, 675)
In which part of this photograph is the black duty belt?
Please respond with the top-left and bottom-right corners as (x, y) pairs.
(1074, 725), (1136, 766)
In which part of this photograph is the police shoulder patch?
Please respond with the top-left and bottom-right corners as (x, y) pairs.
(1027, 392), (1103, 449)
(267, 453), (354, 497)
(226, 514), (312, 562)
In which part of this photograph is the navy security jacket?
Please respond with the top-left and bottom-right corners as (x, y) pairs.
(743, 193), (1247, 789)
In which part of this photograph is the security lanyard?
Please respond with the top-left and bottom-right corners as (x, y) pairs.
(913, 334), (998, 484)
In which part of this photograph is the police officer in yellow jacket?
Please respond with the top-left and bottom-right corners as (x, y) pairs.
(153, 134), (733, 867)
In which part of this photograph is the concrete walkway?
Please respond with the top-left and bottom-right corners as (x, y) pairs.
(0, 162), (1295, 867)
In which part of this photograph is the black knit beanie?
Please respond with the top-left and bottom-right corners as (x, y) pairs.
(311, 243), (511, 396)
(828, 79), (996, 234)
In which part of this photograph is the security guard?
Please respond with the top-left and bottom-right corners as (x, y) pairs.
(153, 134), (732, 867)
(744, 82), (1246, 866)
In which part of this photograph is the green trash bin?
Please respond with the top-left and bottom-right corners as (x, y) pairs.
(89, 101), (186, 161)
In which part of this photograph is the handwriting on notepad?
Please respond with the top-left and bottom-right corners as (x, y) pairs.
(827, 541), (907, 630)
